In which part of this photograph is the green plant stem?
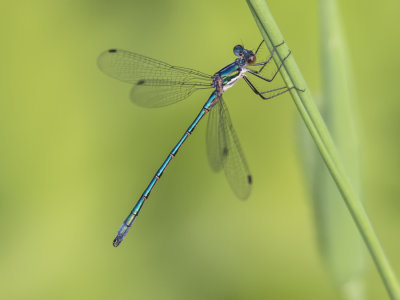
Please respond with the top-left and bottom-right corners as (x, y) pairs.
(245, 0), (400, 299)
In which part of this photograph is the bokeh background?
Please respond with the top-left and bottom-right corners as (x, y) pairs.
(1, 0), (399, 299)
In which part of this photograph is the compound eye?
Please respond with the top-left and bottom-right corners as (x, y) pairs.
(247, 54), (256, 65)
(233, 45), (244, 56)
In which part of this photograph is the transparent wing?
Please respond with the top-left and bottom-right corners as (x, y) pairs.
(98, 49), (213, 85)
(129, 83), (211, 108)
(206, 99), (227, 171)
(206, 98), (252, 199)
(98, 49), (214, 107)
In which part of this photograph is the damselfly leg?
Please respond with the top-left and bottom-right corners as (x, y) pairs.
(253, 40), (285, 74)
(243, 77), (301, 100)
(245, 43), (304, 100)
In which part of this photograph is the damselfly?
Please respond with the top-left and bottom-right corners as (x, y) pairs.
(98, 41), (301, 247)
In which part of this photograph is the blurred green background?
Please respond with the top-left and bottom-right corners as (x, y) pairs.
(1, 0), (399, 299)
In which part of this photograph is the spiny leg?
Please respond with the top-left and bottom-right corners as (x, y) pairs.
(254, 40), (264, 55)
(253, 40), (285, 74)
(243, 75), (303, 101)
(248, 49), (292, 84)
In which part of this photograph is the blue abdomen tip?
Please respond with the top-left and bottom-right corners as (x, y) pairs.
(113, 237), (122, 247)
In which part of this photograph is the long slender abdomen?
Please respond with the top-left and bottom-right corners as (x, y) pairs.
(113, 91), (219, 247)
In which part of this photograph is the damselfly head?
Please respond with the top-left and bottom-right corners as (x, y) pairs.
(233, 45), (244, 56)
(234, 45), (256, 65)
